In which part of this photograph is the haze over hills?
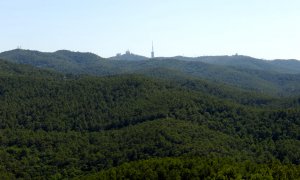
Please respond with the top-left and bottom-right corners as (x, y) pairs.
(196, 55), (300, 74)
(3, 49), (300, 72)
(109, 50), (300, 74)
(1, 49), (300, 96)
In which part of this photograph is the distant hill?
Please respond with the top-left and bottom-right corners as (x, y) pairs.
(0, 49), (105, 73)
(193, 55), (300, 74)
(1, 49), (300, 96)
(159, 55), (300, 74)
(0, 58), (61, 78)
(271, 59), (300, 73)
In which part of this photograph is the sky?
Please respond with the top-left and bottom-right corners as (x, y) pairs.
(0, 0), (299, 59)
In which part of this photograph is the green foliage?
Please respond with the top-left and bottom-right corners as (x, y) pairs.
(81, 157), (300, 180)
(0, 59), (61, 78)
(0, 119), (244, 178)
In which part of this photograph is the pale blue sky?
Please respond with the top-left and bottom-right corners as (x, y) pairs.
(0, 0), (299, 59)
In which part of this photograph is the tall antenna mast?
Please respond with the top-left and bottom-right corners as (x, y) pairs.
(152, 41), (154, 52)
(151, 41), (155, 58)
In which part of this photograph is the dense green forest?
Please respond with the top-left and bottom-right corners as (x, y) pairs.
(81, 157), (300, 180)
(0, 58), (300, 179)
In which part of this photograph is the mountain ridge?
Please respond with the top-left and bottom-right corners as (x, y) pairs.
(1, 49), (300, 96)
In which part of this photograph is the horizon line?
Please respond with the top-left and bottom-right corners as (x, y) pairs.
(1, 48), (299, 61)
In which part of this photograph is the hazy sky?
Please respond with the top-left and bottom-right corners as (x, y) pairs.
(1, 0), (299, 59)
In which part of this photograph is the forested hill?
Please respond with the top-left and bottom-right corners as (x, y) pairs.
(1, 49), (300, 96)
(0, 60), (299, 179)
(0, 58), (61, 78)
(2, 49), (300, 74)
(0, 49), (105, 74)
(188, 55), (300, 74)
